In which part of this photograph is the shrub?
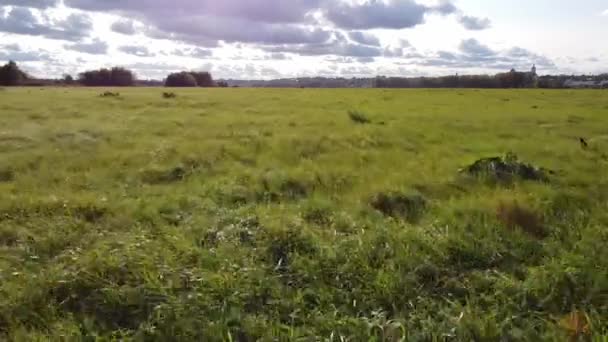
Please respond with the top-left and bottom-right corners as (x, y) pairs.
(165, 72), (198, 87)
(348, 110), (371, 124)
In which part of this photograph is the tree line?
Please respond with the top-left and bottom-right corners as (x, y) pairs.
(1, 60), (607, 89)
(374, 69), (538, 88)
(0, 61), (226, 87)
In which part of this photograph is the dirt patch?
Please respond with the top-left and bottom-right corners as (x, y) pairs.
(0, 135), (36, 152)
(141, 166), (187, 184)
(348, 110), (371, 124)
(0, 168), (14, 182)
(460, 153), (552, 183)
(497, 201), (547, 239)
(51, 130), (104, 147)
(370, 192), (427, 223)
(99, 91), (120, 98)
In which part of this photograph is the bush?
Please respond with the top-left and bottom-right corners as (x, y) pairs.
(165, 72), (198, 87)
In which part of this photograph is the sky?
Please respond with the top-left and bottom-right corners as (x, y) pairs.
(0, 0), (606, 80)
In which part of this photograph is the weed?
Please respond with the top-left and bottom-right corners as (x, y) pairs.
(347, 110), (371, 124)
(163, 92), (177, 99)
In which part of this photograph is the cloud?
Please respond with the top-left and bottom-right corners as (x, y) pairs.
(64, 39), (108, 54)
(0, 7), (93, 41)
(0, 43), (51, 62)
(324, 0), (429, 29)
(119, 45), (155, 57)
(459, 38), (495, 57)
(61, 0), (469, 49)
(111, 19), (137, 35)
(348, 31), (380, 46)
(413, 38), (555, 71)
(266, 41), (383, 58)
(172, 47), (213, 58)
(0, 0), (58, 8)
(458, 15), (491, 30)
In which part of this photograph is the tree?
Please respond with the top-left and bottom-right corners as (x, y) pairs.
(190, 71), (215, 87)
(0, 61), (27, 86)
(110, 67), (135, 86)
(63, 74), (74, 85)
(165, 72), (198, 87)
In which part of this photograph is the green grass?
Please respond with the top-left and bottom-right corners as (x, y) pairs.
(1, 87), (607, 340)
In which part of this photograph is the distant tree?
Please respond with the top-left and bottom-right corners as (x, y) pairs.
(165, 72), (198, 87)
(78, 67), (135, 86)
(110, 67), (135, 86)
(63, 74), (74, 85)
(190, 71), (215, 87)
(0, 60), (27, 86)
(216, 81), (229, 87)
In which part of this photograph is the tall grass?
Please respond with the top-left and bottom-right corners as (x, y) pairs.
(0, 88), (606, 340)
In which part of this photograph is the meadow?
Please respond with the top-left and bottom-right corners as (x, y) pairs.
(0, 87), (607, 340)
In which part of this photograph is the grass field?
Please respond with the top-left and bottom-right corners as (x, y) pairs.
(1, 87), (607, 340)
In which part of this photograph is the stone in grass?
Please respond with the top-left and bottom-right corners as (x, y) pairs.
(460, 152), (553, 183)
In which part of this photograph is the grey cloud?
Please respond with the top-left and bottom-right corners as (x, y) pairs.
(458, 15), (491, 30)
(459, 38), (495, 57)
(0, 7), (92, 41)
(432, 1), (458, 15)
(0, 43), (51, 62)
(65, 0), (322, 24)
(414, 39), (555, 71)
(64, 39), (108, 54)
(61, 0), (468, 47)
(172, 47), (213, 58)
(357, 57), (375, 63)
(119, 45), (155, 57)
(348, 31), (380, 46)
(0, 0), (58, 8)
(155, 15), (333, 45)
(324, 0), (428, 29)
(383, 47), (404, 58)
(267, 53), (288, 60)
(111, 19), (136, 35)
(266, 41), (382, 58)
